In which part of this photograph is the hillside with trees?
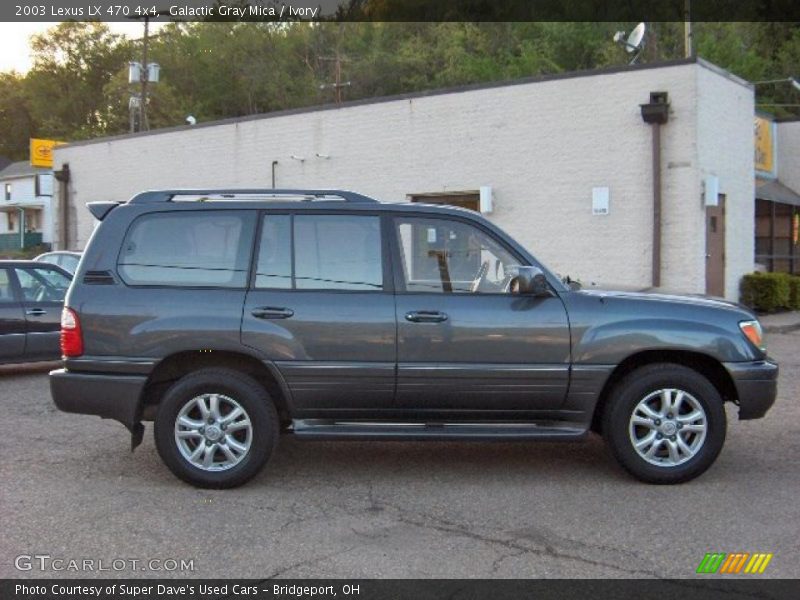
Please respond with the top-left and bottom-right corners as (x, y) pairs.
(0, 21), (798, 160)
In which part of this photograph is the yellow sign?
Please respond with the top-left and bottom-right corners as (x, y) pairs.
(29, 138), (64, 168)
(754, 116), (775, 174)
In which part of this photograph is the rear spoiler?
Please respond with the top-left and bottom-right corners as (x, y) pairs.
(87, 201), (120, 221)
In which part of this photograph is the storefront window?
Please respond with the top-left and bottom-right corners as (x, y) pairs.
(755, 199), (800, 275)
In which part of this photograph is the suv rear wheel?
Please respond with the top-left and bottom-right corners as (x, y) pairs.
(602, 363), (726, 484)
(154, 368), (279, 488)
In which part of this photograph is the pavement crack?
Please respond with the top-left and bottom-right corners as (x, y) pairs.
(379, 502), (663, 578)
(262, 545), (358, 580)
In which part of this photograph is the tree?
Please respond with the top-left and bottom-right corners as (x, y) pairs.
(0, 72), (34, 160)
(24, 22), (132, 140)
(0, 20), (797, 157)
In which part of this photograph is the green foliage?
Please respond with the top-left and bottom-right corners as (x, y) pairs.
(0, 244), (50, 260)
(740, 272), (798, 312)
(0, 72), (33, 160)
(786, 273), (800, 310)
(0, 21), (797, 159)
(25, 22), (132, 141)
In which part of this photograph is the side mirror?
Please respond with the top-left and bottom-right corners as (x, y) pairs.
(514, 266), (550, 296)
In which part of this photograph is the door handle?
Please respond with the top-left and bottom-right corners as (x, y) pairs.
(251, 306), (294, 319)
(405, 310), (448, 323)
(25, 308), (47, 316)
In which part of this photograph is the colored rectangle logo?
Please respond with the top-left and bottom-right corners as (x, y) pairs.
(697, 552), (773, 574)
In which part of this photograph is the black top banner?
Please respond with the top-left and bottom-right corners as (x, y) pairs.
(4, 0), (800, 22)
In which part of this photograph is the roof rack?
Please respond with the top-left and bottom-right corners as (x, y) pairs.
(128, 189), (380, 204)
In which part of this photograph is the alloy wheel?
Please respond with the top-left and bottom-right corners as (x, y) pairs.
(628, 388), (708, 467)
(174, 393), (253, 471)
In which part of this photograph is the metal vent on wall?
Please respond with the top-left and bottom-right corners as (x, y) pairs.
(82, 270), (116, 285)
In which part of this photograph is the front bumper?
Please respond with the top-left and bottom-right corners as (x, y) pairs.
(50, 368), (146, 433)
(723, 360), (779, 420)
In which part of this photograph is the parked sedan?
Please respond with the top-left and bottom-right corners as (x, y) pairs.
(0, 261), (72, 364)
(34, 251), (82, 275)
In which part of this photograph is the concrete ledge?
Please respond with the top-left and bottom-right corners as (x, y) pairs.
(760, 311), (800, 334)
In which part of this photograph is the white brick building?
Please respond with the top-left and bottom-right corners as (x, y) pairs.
(53, 57), (757, 300)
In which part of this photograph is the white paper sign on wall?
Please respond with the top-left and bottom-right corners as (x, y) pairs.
(704, 175), (720, 207)
(592, 187), (610, 216)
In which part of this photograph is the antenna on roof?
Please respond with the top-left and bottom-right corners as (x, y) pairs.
(613, 22), (647, 65)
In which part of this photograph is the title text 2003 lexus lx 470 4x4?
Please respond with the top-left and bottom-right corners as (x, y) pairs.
(51, 189), (778, 488)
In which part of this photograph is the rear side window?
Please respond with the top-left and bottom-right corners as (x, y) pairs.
(254, 214), (383, 291)
(118, 211), (256, 287)
(295, 215), (382, 291)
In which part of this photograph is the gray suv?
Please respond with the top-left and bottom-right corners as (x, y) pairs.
(51, 189), (778, 488)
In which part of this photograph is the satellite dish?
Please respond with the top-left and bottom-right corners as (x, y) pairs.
(626, 23), (646, 53)
(613, 22), (647, 64)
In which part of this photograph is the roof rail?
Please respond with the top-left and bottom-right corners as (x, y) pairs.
(128, 189), (379, 204)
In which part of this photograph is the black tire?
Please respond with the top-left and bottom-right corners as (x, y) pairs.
(602, 363), (726, 484)
(154, 368), (279, 488)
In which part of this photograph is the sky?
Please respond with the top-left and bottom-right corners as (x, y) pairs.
(0, 22), (166, 73)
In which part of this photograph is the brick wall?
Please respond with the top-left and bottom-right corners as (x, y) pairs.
(54, 60), (754, 299)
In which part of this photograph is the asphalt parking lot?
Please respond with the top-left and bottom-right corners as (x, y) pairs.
(2, 331), (799, 580)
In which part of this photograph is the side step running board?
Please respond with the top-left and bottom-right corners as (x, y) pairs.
(291, 420), (587, 441)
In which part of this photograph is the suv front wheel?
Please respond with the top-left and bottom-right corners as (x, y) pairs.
(154, 368), (279, 488)
(603, 363), (727, 484)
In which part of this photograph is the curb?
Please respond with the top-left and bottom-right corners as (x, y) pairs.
(763, 322), (800, 334)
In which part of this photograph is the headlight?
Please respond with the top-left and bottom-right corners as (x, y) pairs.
(739, 320), (765, 352)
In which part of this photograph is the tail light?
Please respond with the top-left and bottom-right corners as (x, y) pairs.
(61, 307), (84, 357)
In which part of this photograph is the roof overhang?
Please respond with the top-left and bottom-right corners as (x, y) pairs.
(756, 178), (800, 207)
(0, 203), (44, 212)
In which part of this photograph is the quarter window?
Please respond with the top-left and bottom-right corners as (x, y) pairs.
(395, 217), (519, 294)
(118, 211), (255, 287)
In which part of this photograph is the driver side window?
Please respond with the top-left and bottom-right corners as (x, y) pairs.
(395, 216), (519, 294)
(15, 267), (70, 303)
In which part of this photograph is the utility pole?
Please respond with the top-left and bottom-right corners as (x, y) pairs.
(140, 15), (150, 131)
(684, 0), (693, 58)
(127, 10), (168, 132)
(319, 25), (352, 105)
(319, 51), (351, 105)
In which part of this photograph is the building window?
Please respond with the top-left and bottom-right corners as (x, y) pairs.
(408, 191), (480, 212)
(755, 199), (800, 275)
(4, 183), (10, 202)
(7, 212), (16, 232)
(26, 210), (40, 232)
